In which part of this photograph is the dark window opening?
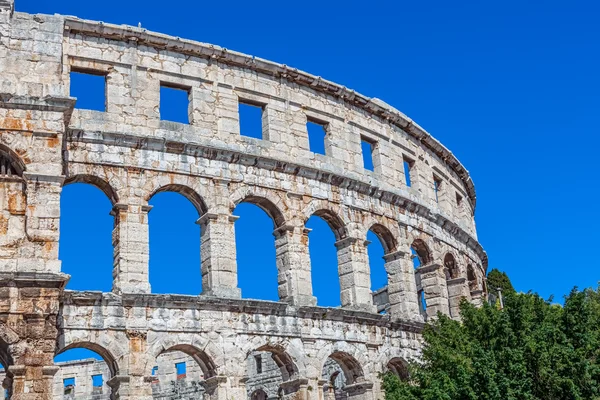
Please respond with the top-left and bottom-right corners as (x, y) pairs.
(433, 176), (442, 203)
(255, 354), (262, 374)
(456, 192), (463, 207)
(160, 84), (190, 124)
(239, 100), (264, 139)
(307, 118), (328, 155)
(175, 362), (186, 380)
(361, 137), (375, 171)
(403, 157), (414, 187)
(70, 70), (106, 112)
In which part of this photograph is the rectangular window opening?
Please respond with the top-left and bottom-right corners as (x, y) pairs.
(456, 192), (463, 207)
(160, 84), (190, 124)
(70, 70), (106, 112)
(63, 377), (75, 394)
(175, 362), (186, 380)
(239, 100), (264, 139)
(307, 118), (328, 155)
(361, 137), (375, 171)
(433, 176), (442, 203)
(92, 375), (103, 387)
(403, 157), (414, 187)
(255, 354), (263, 374)
(151, 366), (158, 376)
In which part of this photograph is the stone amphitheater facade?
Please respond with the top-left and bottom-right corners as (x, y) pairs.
(0, 0), (488, 398)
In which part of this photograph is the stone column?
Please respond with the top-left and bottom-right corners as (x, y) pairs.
(416, 263), (450, 319)
(198, 213), (241, 298)
(446, 277), (470, 320)
(113, 330), (153, 400)
(335, 237), (376, 313)
(273, 224), (316, 306)
(383, 250), (422, 322)
(111, 204), (151, 294)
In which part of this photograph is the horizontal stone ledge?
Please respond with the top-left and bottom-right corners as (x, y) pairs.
(0, 93), (76, 113)
(60, 290), (425, 330)
(0, 271), (70, 288)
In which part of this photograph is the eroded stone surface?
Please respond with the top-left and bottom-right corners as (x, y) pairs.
(0, 1), (488, 398)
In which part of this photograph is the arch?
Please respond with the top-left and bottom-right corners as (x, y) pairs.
(148, 334), (225, 377)
(444, 253), (459, 280)
(411, 239), (432, 265)
(467, 264), (478, 291)
(309, 209), (347, 241)
(147, 184), (207, 216)
(0, 144), (25, 177)
(386, 357), (409, 381)
(251, 388), (268, 400)
(326, 351), (364, 386)
(0, 336), (13, 373)
(251, 344), (299, 382)
(64, 174), (119, 205)
(158, 344), (217, 379)
(368, 223), (397, 255)
(56, 342), (120, 377)
(229, 187), (288, 228)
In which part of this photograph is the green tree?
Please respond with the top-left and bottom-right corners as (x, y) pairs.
(383, 287), (600, 400)
(486, 268), (515, 294)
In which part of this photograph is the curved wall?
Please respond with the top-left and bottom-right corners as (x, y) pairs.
(0, 4), (487, 399)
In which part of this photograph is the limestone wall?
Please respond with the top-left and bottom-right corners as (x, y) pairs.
(0, 1), (488, 399)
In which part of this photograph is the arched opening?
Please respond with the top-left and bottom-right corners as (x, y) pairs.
(60, 179), (115, 291)
(467, 264), (478, 291)
(367, 224), (396, 315)
(386, 358), (409, 381)
(322, 352), (366, 399)
(245, 346), (298, 399)
(0, 145), (25, 178)
(234, 198), (281, 301)
(54, 344), (117, 399)
(152, 345), (215, 398)
(306, 210), (346, 307)
(411, 239), (431, 320)
(251, 388), (268, 400)
(444, 253), (459, 280)
(148, 187), (204, 295)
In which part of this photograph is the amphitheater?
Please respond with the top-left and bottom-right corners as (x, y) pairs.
(0, 1), (488, 398)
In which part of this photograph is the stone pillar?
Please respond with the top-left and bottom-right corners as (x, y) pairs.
(273, 224), (316, 306)
(111, 203), (151, 294)
(416, 263), (450, 319)
(117, 330), (153, 400)
(447, 277), (470, 320)
(198, 213), (241, 298)
(335, 237), (376, 312)
(0, 272), (68, 400)
(383, 250), (422, 322)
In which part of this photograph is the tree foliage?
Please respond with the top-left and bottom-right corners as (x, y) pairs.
(383, 287), (600, 400)
(486, 268), (516, 294)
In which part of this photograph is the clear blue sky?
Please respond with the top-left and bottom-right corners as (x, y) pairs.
(17, 0), (600, 324)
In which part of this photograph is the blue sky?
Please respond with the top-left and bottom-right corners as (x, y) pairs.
(17, 0), (600, 364)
